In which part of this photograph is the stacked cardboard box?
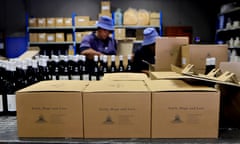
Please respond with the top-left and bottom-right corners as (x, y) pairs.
(99, 1), (111, 18)
(75, 16), (90, 26)
(16, 80), (89, 138)
(147, 80), (220, 138)
(16, 77), (220, 139)
(181, 44), (228, 74)
(83, 80), (151, 138)
(150, 12), (160, 27)
(155, 37), (189, 71)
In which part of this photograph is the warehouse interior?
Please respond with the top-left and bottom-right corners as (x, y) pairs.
(0, 0), (240, 143)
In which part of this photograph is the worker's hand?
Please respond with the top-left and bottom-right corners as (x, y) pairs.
(81, 48), (103, 59)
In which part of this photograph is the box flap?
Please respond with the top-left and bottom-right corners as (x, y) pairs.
(84, 80), (149, 92)
(102, 73), (149, 81)
(150, 71), (191, 80)
(146, 80), (217, 92)
(18, 80), (89, 92)
(17, 47), (40, 60)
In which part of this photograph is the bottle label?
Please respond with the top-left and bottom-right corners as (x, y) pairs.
(0, 95), (3, 112)
(52, 75), (57, 80)
(182, 57), (186, 65)
(71, 75), (80, 80)
(7, 94), (16, 112)
(91, 76), (97, 81)
(59, 75), (69, 80)
(82, 74), (89, 81)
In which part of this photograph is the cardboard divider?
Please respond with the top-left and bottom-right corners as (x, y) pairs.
(173, 64), (240, 87)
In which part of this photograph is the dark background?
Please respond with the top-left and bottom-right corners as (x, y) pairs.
(0, 0), (237, 42)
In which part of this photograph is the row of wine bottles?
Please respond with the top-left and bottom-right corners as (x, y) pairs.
(0, 54), (133, 116)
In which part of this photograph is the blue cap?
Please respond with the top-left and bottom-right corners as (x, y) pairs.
(142, 28), (159, 46)
(97, 16), (114, 31)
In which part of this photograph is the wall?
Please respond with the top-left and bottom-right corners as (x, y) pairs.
(0, 0), (229, 42)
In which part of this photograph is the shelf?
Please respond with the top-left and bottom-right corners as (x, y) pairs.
(133, 40), (143, 44)
(29, 42), (74, 45)
(229, 47), (240, 50)
(28, 26), (160, 31)
(217, 27), (240, 33)
(114, 25), (159, 29)
(75, 26), (97, 29)
(28, 26), (73, 31)
(219, 7), (240, 15)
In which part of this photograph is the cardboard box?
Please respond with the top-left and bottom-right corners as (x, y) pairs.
(64, 18), (72, 27)
(55, 33), (65, 42)
(29, 18), (37, 27)
(146, 80), (220, 138)
(46, 18), (56, 27)
(16, 80), (89, 138)
(17, 47), (40, 60)
(38, 33), (46, 42)
(75, 32), (83, 42)
(47, 34), (56, 42)
(16, 47), (39, 60)
(150, 19), (160, 27)
(135, 29), (144, 40)
(55, 18), (64, 27)
(75, 16), (90, 26)
(155, 37), (189, 71)
(114, 28), (126, 40)
(181, 44), (228, 72)
(102, 73), (148, 81)
(117, 39), (134, 56)
(83, 81), (151, 138)
(220, 62), (240, 80)
(66, 33), (73, 42)
(101, 1), (111, 13)
(37, 18), (46, 27)
(150, 12), (160, 19)
(29, 33), (38, 42)
(88, 20), (97, 26)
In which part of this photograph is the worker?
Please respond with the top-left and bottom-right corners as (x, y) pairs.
(79, 16), (117, 59)
(132, 27), (159, 75)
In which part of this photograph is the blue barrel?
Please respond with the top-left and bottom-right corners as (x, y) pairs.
(5, 36), (27, 58)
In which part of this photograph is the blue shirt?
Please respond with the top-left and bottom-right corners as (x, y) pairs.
(79, 32), (117, 55)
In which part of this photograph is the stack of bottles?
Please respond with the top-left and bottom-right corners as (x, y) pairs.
(0, 54), (133, 116)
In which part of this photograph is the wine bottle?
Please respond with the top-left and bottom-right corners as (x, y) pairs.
(126, 54), (133, 72)
(80, 55), (90, 80)
(5, 61), (17, 116)
(20, 60), (29, 88)
(109, 55), (117, 73)
(118, 55), (125, 72)
(205, 57), (216, 75)
(39, 59), (51, 81)
(67, 55), (74, 80)
(30, 59), (40, 85)
(51, 55), (60, 80)
(15, 60), (24, 89)
(99, 55), (104, 76)
(0, 61), (7, 116)
(71, 55), (81, 80)
(90, 55), (100, 81)
(59, 55), (70, 80)
(25, 58), (34, 84)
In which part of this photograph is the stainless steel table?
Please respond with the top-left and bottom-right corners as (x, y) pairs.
(1, 116), (240, 143)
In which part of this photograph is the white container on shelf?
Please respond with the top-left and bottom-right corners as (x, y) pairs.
(234, 37), (240, 48)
